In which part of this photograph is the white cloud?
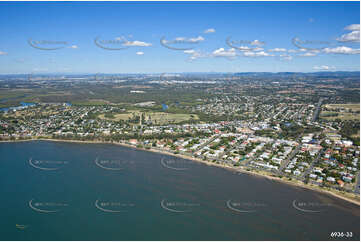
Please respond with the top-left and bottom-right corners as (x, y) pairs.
(235, 46), (252, 51)
(337, 31), (360, 42)
(288, 49), (297, 53)
(184, 49), (207, 61)
(250, 40), (265, 46)
(68, 45), (78, 49)
(136, 51), (144, 55)
(323, 46), (360, 54)
(0, 51), (8, 55)
(269, 48), (287, 52)
(212, 48), (237, 57)
(184, 49), (195, 54)
(345, 24), (360, 31)
(253, 47), (264, 52)
(337, 24), (360, 42)
(299, 52), (317, 57)
(188, 36), (205, 43)
(313, 65), (335, 70)
(204, 28), (216, 34)
(123, 40), (152, 47)
(243, 51), (273, 57)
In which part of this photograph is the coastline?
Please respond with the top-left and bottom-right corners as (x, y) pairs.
(1, 138), (360, 206)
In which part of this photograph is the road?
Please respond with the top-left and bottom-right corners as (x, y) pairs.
(312, 97), (323, 122)
(192, 134), (221, 153)
(278, 144), (302, 175)
(354, 172), (360, 194)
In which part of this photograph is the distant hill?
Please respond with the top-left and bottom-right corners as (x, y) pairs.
(234, 71), (360, 77)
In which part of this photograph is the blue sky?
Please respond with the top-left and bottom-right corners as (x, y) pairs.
(0, 1), (359, 74)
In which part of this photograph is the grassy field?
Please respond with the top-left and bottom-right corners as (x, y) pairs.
(320, 111), (360, 121)
(321, 103), (360, 121)
(324, 104), (360, 111)
(98, 110), (199, 124)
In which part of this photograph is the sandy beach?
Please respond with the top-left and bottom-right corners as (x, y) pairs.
(1, 138), (360, 206)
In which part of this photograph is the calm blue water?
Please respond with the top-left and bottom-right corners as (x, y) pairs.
(19, 102), (36, 107)
(0, 102), (36, 112)
(162, 104), (168, 110)
(0, 141), (359, 240)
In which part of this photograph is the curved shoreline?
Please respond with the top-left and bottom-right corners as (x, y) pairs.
(1, 138), (360, 206)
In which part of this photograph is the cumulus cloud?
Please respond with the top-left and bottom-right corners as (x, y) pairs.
(313, 65), (335, 70)
(123, 40), (152, 47)
(212, 48), (237, 58)
(0, 51), (8, 55)
(337, 24), (360, 42)
(68, 45), (78, 49)
(136, 51), (144, 55)
(184, 49), (195, 54)
(188, 36), (205, 43)
(288, 49), (298, 53)
(323, 46), (360, 54)
(243, 51), (273, 57)
(299, 52), (317, 57)
(184, 49), (207, 61)
(337, 31), (360, 42)
(345, 24), (360, 31)
(269, 48), (287, 52)
(204, 28), (216, 34)
(234, 46), (253, 51)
